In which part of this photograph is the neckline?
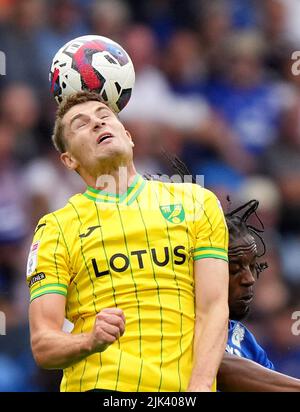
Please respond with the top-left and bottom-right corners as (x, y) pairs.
(83, 174), (146, 204)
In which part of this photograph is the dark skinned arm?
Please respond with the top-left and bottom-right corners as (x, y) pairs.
(217, 352), (300, 392)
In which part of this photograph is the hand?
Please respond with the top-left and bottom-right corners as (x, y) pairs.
(88, 308), (125, 354)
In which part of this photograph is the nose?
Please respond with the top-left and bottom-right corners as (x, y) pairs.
(92, 116), (106, 131)
(240, 267), (256, 287)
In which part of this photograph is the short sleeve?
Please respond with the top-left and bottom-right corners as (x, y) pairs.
(26, 214), (70, 302)
(193, 187), (228, 262)
(256, 348), (275, 370)
(248, 331), (275, 370)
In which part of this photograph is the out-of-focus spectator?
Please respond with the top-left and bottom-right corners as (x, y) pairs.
(0, 0), (299, 392)
(259, 0), (293, 78)
(263, 94), (300, 234)
(23, 150), (84, 226)
(195, 0), (232, 79)
(38, 0), (88, 84)
(162, 30), (206, 95)
(236, 175), (282, 230)
(192, 161), (245, 207)
(126, 0), (198, 44)
(0, 123), (28, 245)
(228, 0), (259, 29)
(278, 0), (300, 47)
(122, 25), (252, 175)
(0, 119), (28, 329)
(0, 0), (46, 90)
(264, 304), (300, 378)
(204, 30), (292, 160)
(261, 0), (286, 46)
(0, 0), (15, 23)
(262, 96), (300, 286)
(0, 84), (41, 163)
(89, 0), (131, 43)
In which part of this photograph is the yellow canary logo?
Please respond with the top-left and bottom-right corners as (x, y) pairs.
(160, 204), (185, 224)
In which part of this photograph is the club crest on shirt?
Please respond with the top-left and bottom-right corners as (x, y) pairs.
(160, 204), (185, 224)
(232, 323), (245, 348)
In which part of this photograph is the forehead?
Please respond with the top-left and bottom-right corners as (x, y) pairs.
(229, 233), (257, 258)
(63, 100), (113, 125)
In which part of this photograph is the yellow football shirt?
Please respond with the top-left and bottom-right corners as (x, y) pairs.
(26, 174), (228, 392)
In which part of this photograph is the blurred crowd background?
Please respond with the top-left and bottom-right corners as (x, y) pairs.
(0, 0), (300, 391)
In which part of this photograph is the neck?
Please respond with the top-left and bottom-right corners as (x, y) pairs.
(87, 163), (138, 195)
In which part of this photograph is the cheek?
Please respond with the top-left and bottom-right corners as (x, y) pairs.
(120, 134), (132, 149)
(71, 133), (90, 153)
(115, 122), (130, 140)
(229, 277), (240, 297)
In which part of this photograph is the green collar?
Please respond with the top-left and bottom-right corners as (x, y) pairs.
(83, 174), (146, 204)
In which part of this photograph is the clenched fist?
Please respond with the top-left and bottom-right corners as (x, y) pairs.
(88, 308), (125, 354)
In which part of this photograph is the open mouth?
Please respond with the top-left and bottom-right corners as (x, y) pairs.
(97, 133), (113, 144)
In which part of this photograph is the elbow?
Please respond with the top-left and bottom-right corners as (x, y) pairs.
(33, 354), (54, 370)
(31, 335), (56, 370)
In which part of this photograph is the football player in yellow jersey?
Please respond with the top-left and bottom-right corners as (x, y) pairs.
(27, 91), (229, 392)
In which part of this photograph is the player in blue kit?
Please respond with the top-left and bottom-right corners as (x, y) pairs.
(218, 198), (300, 391)
(226, 320), (274, 369)
(164, 156), (300, 391)
(224, 199), (274, 370)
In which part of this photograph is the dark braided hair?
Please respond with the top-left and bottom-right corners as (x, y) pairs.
(225, 199), (268, 276)
(151, 152), (268, 277)
(226, 199), (265, 256)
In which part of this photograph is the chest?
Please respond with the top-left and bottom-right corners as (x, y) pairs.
(67, 202), (195, 278)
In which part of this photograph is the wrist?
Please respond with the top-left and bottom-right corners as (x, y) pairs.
(187, 375), (214, 392)
(187, 384), (212, 392)
(79, 333), (95, 356)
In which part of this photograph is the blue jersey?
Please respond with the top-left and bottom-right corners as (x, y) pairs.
(226, 320), (275, 370)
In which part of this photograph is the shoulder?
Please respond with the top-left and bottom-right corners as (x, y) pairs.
(35, 193), (83, 229)
(228, 320), (257, 350)
(147, 180), (211, 199)
(145, 180), (223, 216)
(230, 321), (258, 343)
(229, 320), (247, 341)
(230, 321), (275, 369)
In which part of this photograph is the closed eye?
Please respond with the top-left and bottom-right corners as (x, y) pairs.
(229, 263), (241, 275)
(71, 117), (89, 131)
(97, 112), (111, 120)
(78, 122), (87, 128)
(96, 108), (112, 120)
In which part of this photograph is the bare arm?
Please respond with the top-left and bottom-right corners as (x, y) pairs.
(29, 294), (125, 370)
(217, 352), (300, 392)
(187, 258), (229, 391)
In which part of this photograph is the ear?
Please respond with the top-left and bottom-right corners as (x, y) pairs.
(125, 130), (134, 147)
(60, 152), (79, 171)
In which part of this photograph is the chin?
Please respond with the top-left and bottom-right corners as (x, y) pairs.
(98, 147), (131, 163)
(229, 307), (250, 321)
